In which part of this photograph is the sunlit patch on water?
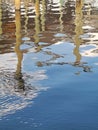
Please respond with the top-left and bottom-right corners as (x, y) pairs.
(0, 53), (17, 71)
(81, 45), (98, 57)
(54, 33), (67, 37)
(82, 25), (95, 30)
(81, 32), (98, 42)
(0, 69), (48, 118)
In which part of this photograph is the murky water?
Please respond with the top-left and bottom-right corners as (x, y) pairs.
(0, 0), (98, 130)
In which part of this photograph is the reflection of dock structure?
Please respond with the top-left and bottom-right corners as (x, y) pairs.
(0, 8), (48, 118)
(0, 0), (98, 11)
(14, 10), (23, 82)
(73, 0), (83, 65)
(0, 0), (98, 56)
(0, 0), (2, 35)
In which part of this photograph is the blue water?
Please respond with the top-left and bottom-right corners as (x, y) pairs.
(0, 0), (98, 130)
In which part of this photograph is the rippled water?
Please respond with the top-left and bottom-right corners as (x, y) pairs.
(0, 0), (98, 130)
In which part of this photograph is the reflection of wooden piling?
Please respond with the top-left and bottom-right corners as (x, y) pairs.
(15, 11), (23, 77)
(0, 0), (2, 35)
(15, 0), (21, 10)
(74, 0), (84, 64)
(35, 0), (40, 16)
(41, 0), (46, 31)
(59, 0), (63, 32)
(15, 11), (27, 89)
(34, 0), (40, 44)
(24, 0), (29, 34)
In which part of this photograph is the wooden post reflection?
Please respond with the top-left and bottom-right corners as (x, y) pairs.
(15, 11), (23, 79)
(34, 0), (40, 44)
(87, 3), (92, 16)
(14, 10), (26, 89)
(15, 0), (21, 10)
(73, 0), (83, 65)
(59, 0), (63, 32)
(0, 0), (2, 35)
(24, 0), (29, 34)
(41, 0), (46, 31)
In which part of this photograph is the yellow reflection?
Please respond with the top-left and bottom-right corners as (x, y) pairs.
(41, 0), (46, 31)
(14, 11), (23, 86)
(15, 0), (21, 10)
(34, 0), (40, 44)
(24, 0), (29, 34)
(0, 0), (2, 35)
(59, 0), (63, 32)
(73, 0), (84, 64)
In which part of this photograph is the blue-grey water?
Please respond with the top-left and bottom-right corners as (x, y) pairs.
(0, 0), (98, 130)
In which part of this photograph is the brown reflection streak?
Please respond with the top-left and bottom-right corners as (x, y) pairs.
(0, 0), (2, 35)
(59, 0), (63, 32)
(41, 0), (46, 32)
(24, 0), (29, 34)
(14, 11), (25, 89)
(34, 0), (40, 44)
(73, 0), (83, 65)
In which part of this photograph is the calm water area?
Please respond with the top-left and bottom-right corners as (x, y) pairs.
(0, 0), (98, 130)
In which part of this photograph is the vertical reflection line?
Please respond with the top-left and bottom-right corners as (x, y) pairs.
(15, 0), (21, 10)
(41, 0), (46, 32)
(59, 0), (63, 32)
(0, 0), (2, 35)
(34, 0), (40, 44)
(73, 0), (84, 64)
(15, 11), (23, 78)
(87, 3), (92, 16)
(24, 0), (29, 34)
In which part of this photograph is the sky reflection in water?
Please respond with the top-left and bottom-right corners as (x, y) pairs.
(0, 0), (98, 129)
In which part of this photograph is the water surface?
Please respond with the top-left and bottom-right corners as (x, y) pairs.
(0, 0), (98, 130)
